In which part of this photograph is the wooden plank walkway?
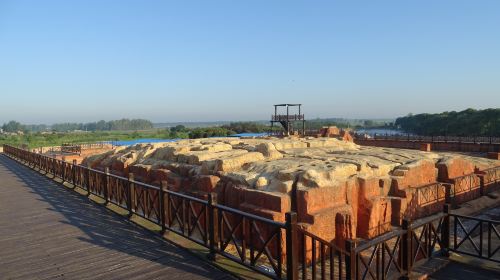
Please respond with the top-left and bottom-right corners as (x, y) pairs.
(0, 155), (234, 280)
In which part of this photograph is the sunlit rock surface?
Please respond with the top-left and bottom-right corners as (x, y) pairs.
(82, 136), (500, 244)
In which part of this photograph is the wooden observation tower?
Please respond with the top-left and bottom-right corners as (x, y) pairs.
(270, 104), (305, 136)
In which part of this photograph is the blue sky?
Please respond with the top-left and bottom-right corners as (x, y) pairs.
(1, 1), (499, 124)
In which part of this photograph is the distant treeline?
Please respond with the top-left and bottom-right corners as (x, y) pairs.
(1, 119), (154, 133)
(395, 108), (500, 136)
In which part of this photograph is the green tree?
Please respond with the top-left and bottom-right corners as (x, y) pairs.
(2, 121), (25, 133)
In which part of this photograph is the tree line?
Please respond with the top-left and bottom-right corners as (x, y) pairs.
(395, 108), (500, 136)
(1, 119), (154, 133)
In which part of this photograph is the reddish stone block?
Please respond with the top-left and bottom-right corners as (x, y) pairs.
(298, 205), (356, 260)
(296, 186), (347, 223)
(340, 130), (354, 142)
(487, 152), (500, 160)
(223, 182), (246, 209)
(166, 172), (184, 192)
(150, 169), (172, 182)
(420, 143), (431, 152)
(319, 126), (340, 137)
(111, 160), (126, 173)
(437, 157), (475, 180)
(191, 175), (220, 193)
(129, 164), (152, 183)
(392, 160), (437, 193)
(357, 196), (392, 239)
(243, 188), (290, 214)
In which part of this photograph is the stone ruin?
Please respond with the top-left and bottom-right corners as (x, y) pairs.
(81, 129), (500, 247)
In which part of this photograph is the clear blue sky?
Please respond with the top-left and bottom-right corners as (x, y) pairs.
(1, 0), (499, 124)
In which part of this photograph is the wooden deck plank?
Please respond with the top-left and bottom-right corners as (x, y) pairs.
(0, 155), (233, 280)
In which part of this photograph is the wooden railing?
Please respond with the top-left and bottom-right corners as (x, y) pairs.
(60, 142), (112, 155)
(451, 214), (500, 263)
(1, 145), (303, 280)
(3, 144), (499, 280)
(272, 114), (305, 122)
(354, 133), (500, 144)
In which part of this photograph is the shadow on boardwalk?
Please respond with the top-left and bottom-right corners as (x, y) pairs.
(0, 155), (232, 279)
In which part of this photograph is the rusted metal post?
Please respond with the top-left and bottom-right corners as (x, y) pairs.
(207, 192), (218, 261)
(345, 239), (357, 280)
(285, 212), (298, 280)
(127, 173), (135, 217)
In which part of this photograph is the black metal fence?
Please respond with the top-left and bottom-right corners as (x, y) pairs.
(2, 144), (499, 280)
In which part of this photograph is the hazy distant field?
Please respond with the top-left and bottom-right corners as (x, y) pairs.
(0, 129), (177, 149)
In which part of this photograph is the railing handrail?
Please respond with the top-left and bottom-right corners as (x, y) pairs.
(450, 213), (500, 225)
(411, 212), (447, 228)
(215, 204), (286, 227)
(354, 133), (500, 144)
(296, 226), (347, 253)
(354, 228), (406, 252)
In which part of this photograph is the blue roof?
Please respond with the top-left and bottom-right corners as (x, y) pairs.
(229, 132), (268, 137)
(110, 138), (178, 146)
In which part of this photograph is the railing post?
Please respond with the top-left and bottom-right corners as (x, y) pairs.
(127, 173), (135, 217)
(345, 239), (357, 280)
(72, 160), (77, 187)
(104, 167), (110, 205)
(159, 181), (168, 234)
(285, 212), (298, 280)
(401, 219), (412, 279)
(61, 158), (66, 182)
(207, 192), (218, 261)
(52, 157), (57, 177)
(444, 183), (454, 207)
(478, 174), (485, 196)
(86, 167), (91, 196)
(441, 204), (451, 257)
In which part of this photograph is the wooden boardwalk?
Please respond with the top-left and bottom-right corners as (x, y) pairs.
(0, 155), (234, 280)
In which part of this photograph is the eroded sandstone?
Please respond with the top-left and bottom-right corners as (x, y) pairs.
(81, 133), (500, 246)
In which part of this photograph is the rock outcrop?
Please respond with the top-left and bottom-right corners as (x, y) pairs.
(81, 136), (500, 247)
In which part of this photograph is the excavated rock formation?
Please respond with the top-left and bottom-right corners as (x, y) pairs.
(82, 135), (500, 246)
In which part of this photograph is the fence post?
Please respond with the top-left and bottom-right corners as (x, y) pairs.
(104, 167), (110, 205)
(72, 160), (77, 188)
(207, 192), (218, 261)
(86, 168), (91, 196)
(345, 239), (357, 280)
(159, 181), (168, 234)
(444, 183), (454, 207)
(127, 173), (135, 218)
(401, 219), (412, 279)
(285, 212), (298, 280)
(61, 158), (66, 182)
(478, 174), (485, 196)
(52, 158), (57, 177)
(441, 204), (451, 257)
